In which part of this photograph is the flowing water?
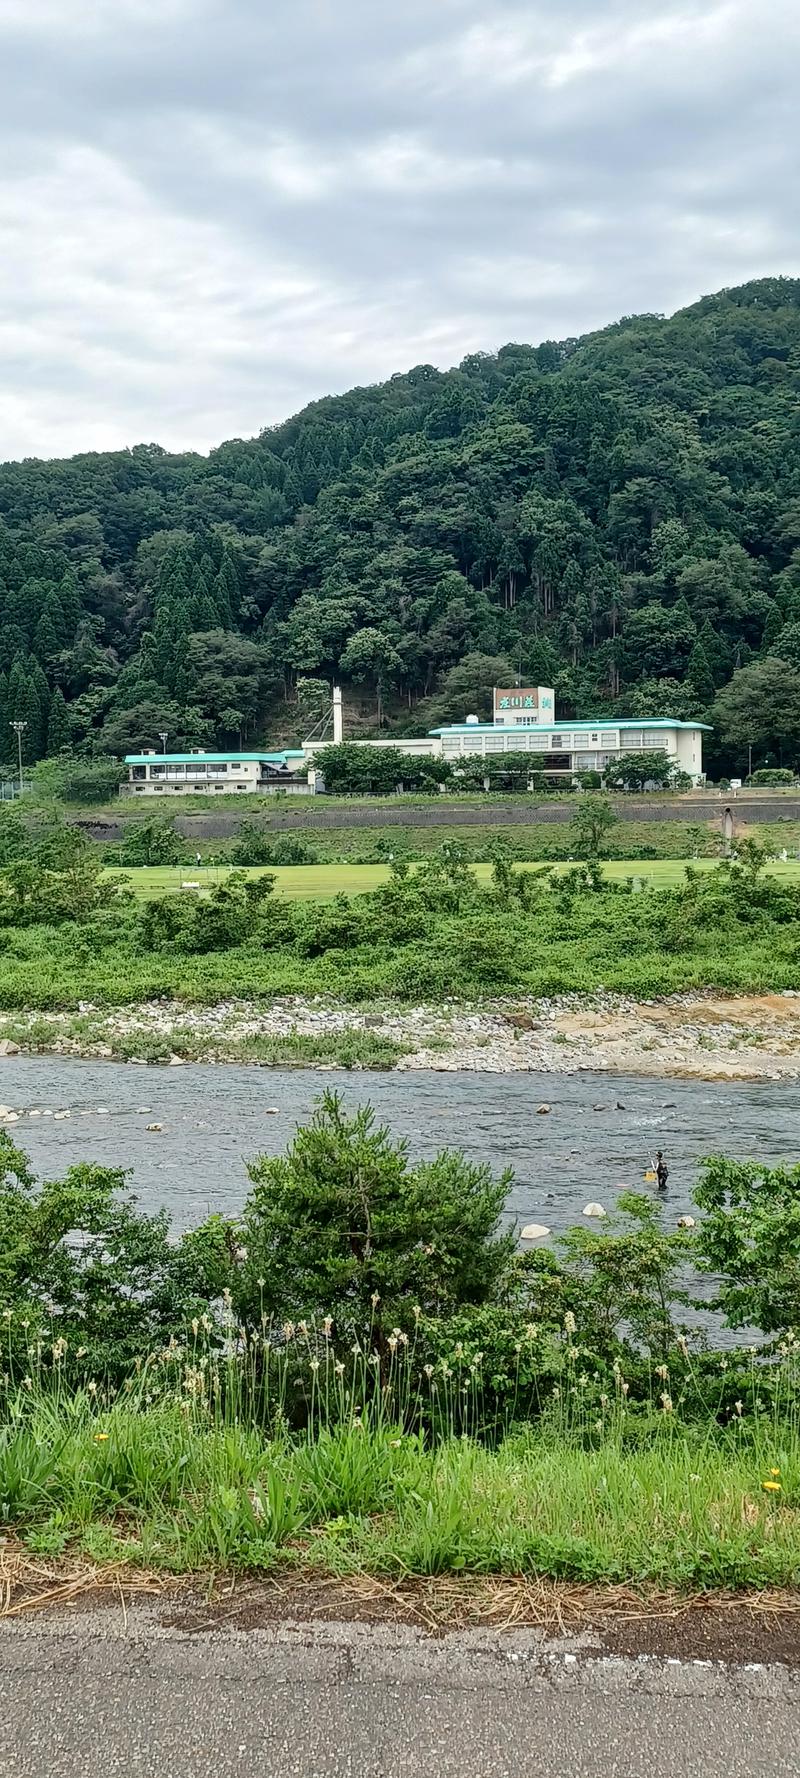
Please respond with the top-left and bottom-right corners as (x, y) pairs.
(1, 1056), (798, 1233)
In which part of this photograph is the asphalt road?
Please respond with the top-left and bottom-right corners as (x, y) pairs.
(2, 1615), (799, 1778)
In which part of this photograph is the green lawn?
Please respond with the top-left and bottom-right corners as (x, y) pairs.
(108, 857), (800, 902)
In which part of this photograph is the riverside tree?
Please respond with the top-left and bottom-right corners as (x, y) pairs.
(238, 1091), (515, 1336)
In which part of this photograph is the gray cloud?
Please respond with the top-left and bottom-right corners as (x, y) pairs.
(0, 0), (797, 459)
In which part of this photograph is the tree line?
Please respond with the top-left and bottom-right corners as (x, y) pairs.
(2, 276), (800, 774)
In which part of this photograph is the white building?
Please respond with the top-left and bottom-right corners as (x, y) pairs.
(124, 696), (709, 795)
(122, 749), (309, 795)
(430, 716), (708, 781)
(299, 717), (707, 782)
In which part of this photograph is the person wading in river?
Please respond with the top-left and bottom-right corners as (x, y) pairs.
(656, 1151), (669, 1190)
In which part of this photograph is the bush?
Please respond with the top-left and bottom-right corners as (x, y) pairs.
(114, 817), (186, 867)
(0, 1130), (210, 1377)
(31, 757), (127, 805)
(230, 823), (317, 866)
(237, 1091), (516, 1333)
(570, 794), (618, 860)
(313, 743), (453, 796)
(748, 768), (796, 786)
(694, 1155), (800, 1334)
(140, 871), (275, 953)
(603, 751), (678, 792)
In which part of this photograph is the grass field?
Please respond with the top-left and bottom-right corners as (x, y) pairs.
(108, 857), (800, 901)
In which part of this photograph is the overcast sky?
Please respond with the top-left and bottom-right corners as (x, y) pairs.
(0, 0), (798, 461)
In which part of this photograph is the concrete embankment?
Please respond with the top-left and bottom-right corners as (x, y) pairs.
(73, 793), (800, 843)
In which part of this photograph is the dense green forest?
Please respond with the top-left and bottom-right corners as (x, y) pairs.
(2, 276), (800, 775)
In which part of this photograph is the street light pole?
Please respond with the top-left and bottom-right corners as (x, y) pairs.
(158, 732), (169, 755)
(748, 740), (753, 780)
(9, 721), (26, 799)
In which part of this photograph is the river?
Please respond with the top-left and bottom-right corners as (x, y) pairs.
(0, 1057), (798, 1233)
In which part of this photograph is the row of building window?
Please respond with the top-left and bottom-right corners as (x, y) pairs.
(131, 782), (250, 792)
(490, 730), (677, 751)
(131, 762), (244, 779)
(441, 733), (671, 759)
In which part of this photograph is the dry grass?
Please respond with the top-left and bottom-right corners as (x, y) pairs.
(0, 1538), (165, 1621)
(3, 1536), (800, 1642)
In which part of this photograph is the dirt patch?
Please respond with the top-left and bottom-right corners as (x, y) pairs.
(157, 1574), (800, 1665)
(647, 995), (800, 1030)
(3, 1546), (800, 1664)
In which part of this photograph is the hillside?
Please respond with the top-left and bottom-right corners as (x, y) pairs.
(2, 276), (800, 774)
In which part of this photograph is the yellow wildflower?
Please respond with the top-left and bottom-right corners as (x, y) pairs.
(94, 1432), (110, 1443)
(762, 1479), (781, 1493)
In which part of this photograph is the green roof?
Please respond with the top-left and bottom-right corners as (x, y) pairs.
(432, 718), (711, 735)
(125, 751), (305, 766)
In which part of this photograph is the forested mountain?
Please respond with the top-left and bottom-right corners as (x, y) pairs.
(2, 275), (800, 772)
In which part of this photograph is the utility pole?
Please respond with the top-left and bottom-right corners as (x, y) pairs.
(9, 721), (26, 799)
(748, 740), (753, 781)
(158, 732), (169, 755)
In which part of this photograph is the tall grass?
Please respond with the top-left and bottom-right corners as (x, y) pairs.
(2, 1319), (799, 1587)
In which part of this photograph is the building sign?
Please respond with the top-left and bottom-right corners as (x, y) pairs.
(493, 686), (555, 724)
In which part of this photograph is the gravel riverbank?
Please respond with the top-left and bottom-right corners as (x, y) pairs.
(1, 991), (800, 1079)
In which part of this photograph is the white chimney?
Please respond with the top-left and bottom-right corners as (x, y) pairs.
(332, 684), (344, 746)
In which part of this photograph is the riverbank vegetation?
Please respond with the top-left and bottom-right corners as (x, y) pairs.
(0, 809), (800, 1008)
(1, 1097), (799, 1586)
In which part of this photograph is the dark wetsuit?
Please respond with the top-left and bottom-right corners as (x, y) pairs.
(656, 1158), (669, 1190)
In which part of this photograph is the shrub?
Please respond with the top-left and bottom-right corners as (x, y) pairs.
(0, 1130), (209, 1376)
(694, 1155), (800, 1334)
(30, 757), (127, 806)
(230, 822), (318, 866)
(116, 817), (186, 867)
(237, 1091), (516, 1334)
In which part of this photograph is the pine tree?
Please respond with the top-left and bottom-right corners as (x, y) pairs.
(696, 618), (731, 686)
(58, 573), (83, 639)
(12, 676), (44, 762)
(761, 602), (784, 656)
(686, 639), (715, 706)
(46, 686), (70, 755)
(6, 655), (27, 719)
(213, 553), (239, 628)
(4, 586), (32, 645)
(0, 625), (26, 673)
(33, 610), (60, 666)
(43, 587), (69, 646)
